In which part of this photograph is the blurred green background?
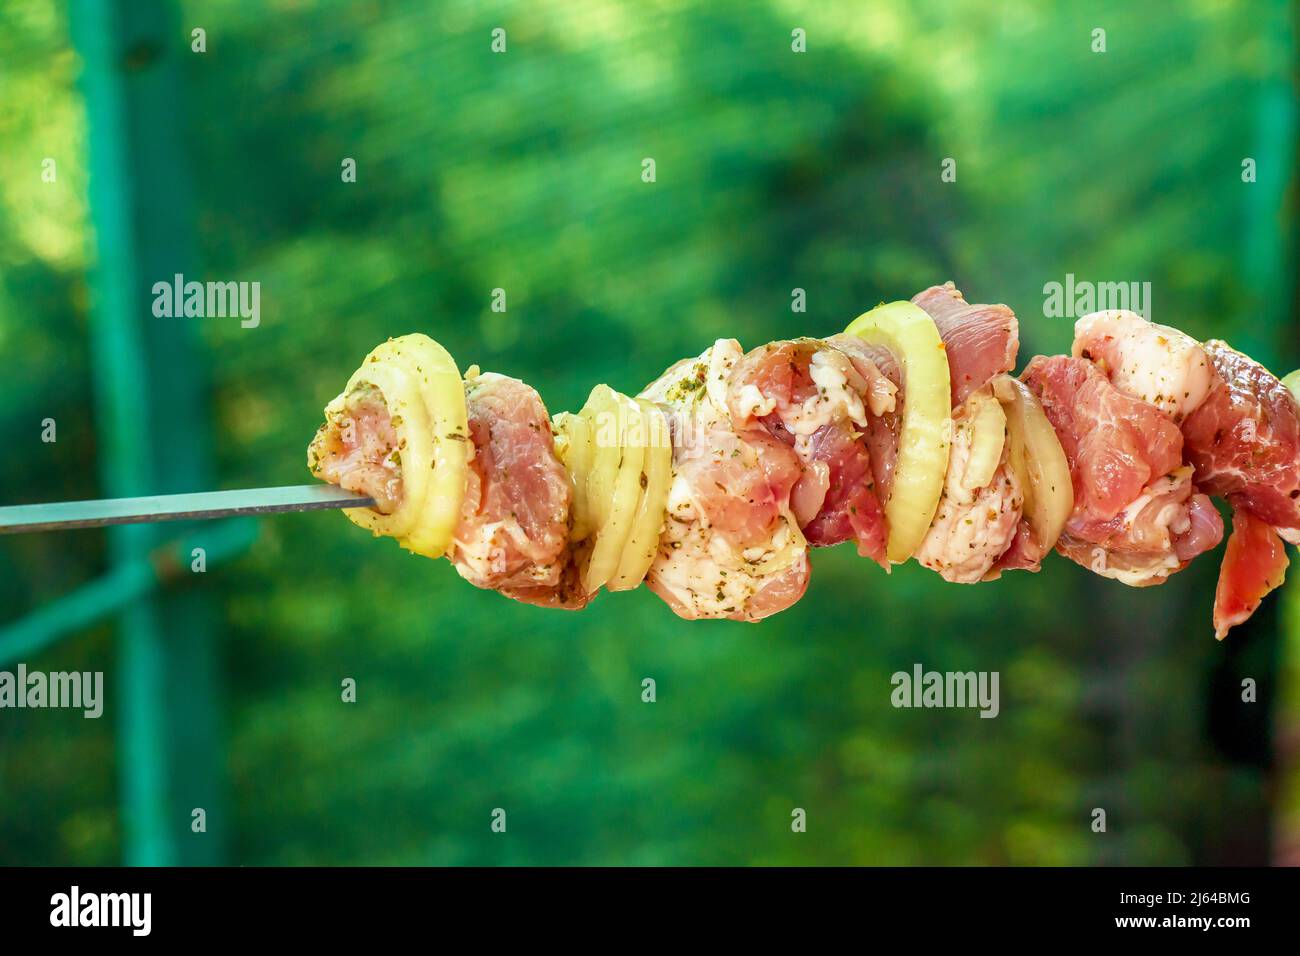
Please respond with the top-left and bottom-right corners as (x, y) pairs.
(1, 0), (1298, 865)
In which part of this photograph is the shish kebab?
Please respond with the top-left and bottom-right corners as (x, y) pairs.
(1, 283), (1294, 639)
(303, 283), (1298, 638)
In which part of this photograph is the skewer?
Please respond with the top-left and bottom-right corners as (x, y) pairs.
(0, 484), (375, 535)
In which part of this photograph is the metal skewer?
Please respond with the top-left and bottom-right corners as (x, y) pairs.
(0, 484), (375, 535)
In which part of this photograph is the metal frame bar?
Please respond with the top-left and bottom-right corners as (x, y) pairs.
(72, 0), (226, 866)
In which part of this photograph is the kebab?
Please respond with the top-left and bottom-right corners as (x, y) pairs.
(304, 282), (1300, 638)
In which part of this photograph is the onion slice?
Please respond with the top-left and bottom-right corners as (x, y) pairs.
(992, 373), (1073, 556)
(608, 399), (673, 591)
(958, 390), (1007, 492)
(553, 411), (594, 542)
(843, 301), (953, 563)
(559, 385), (674, 596)
(1282, 369), (1300, 403)
(314, 334), (470, 559)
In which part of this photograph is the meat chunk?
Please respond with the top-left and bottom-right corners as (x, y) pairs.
(826, 333), (904, 509)
(1022, 355), (1222, 586)
(1182, 340), (1300, 539)
(824, 285), (1024, 576)
(992, 519), (1050, 576)
(1073, 310), (1214, 424)
(829, 282), (1019, 521)
(912, 281), (1019, 406)
(1054, 467), (1223, 587)
(726, 338), (894, 566)
(307, 384), (405, 513)
(640, 340), (810, 621)
(1025, 356), (1183, 515)
(1213, 508), (1290, 639)
(1070, 323), (1295, 630)
(500, 562), (593, 612)
(914, 388), (1024, 583)
(446, 372), (572, 593)
(1071, 321), (1300, 524)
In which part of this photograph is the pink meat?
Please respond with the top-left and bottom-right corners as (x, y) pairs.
(1178, 494), (1231, 562)
(502, 562), (593, 612)
(826, 334), (902, 506)
(1022, 355), (1222, 583)
(1213, 507), (1290, 639)
(911, 281), (1020, 406)
(726, 339), (889, 567)
(1024, 356), (1183, 517)
(646, 552), (810, 624)
(1052, 473), (1223, 586)
(449, 373), (572, 594)
(684, 423), (805, 552)
(990, 520), (1046, 576)
(827, 283), (1019, 506)
(732, 557), (810, 621)
(798, 424), (887, 564)
(307, 385), (405, 513)
(641, 344), (812, 623)
(1182, 340), (1300, 538)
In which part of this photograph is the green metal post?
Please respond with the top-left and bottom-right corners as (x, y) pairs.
(72, 0), (225, 866)
(1237, 0), (1297, 368)
(0, 519), (258, 667)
